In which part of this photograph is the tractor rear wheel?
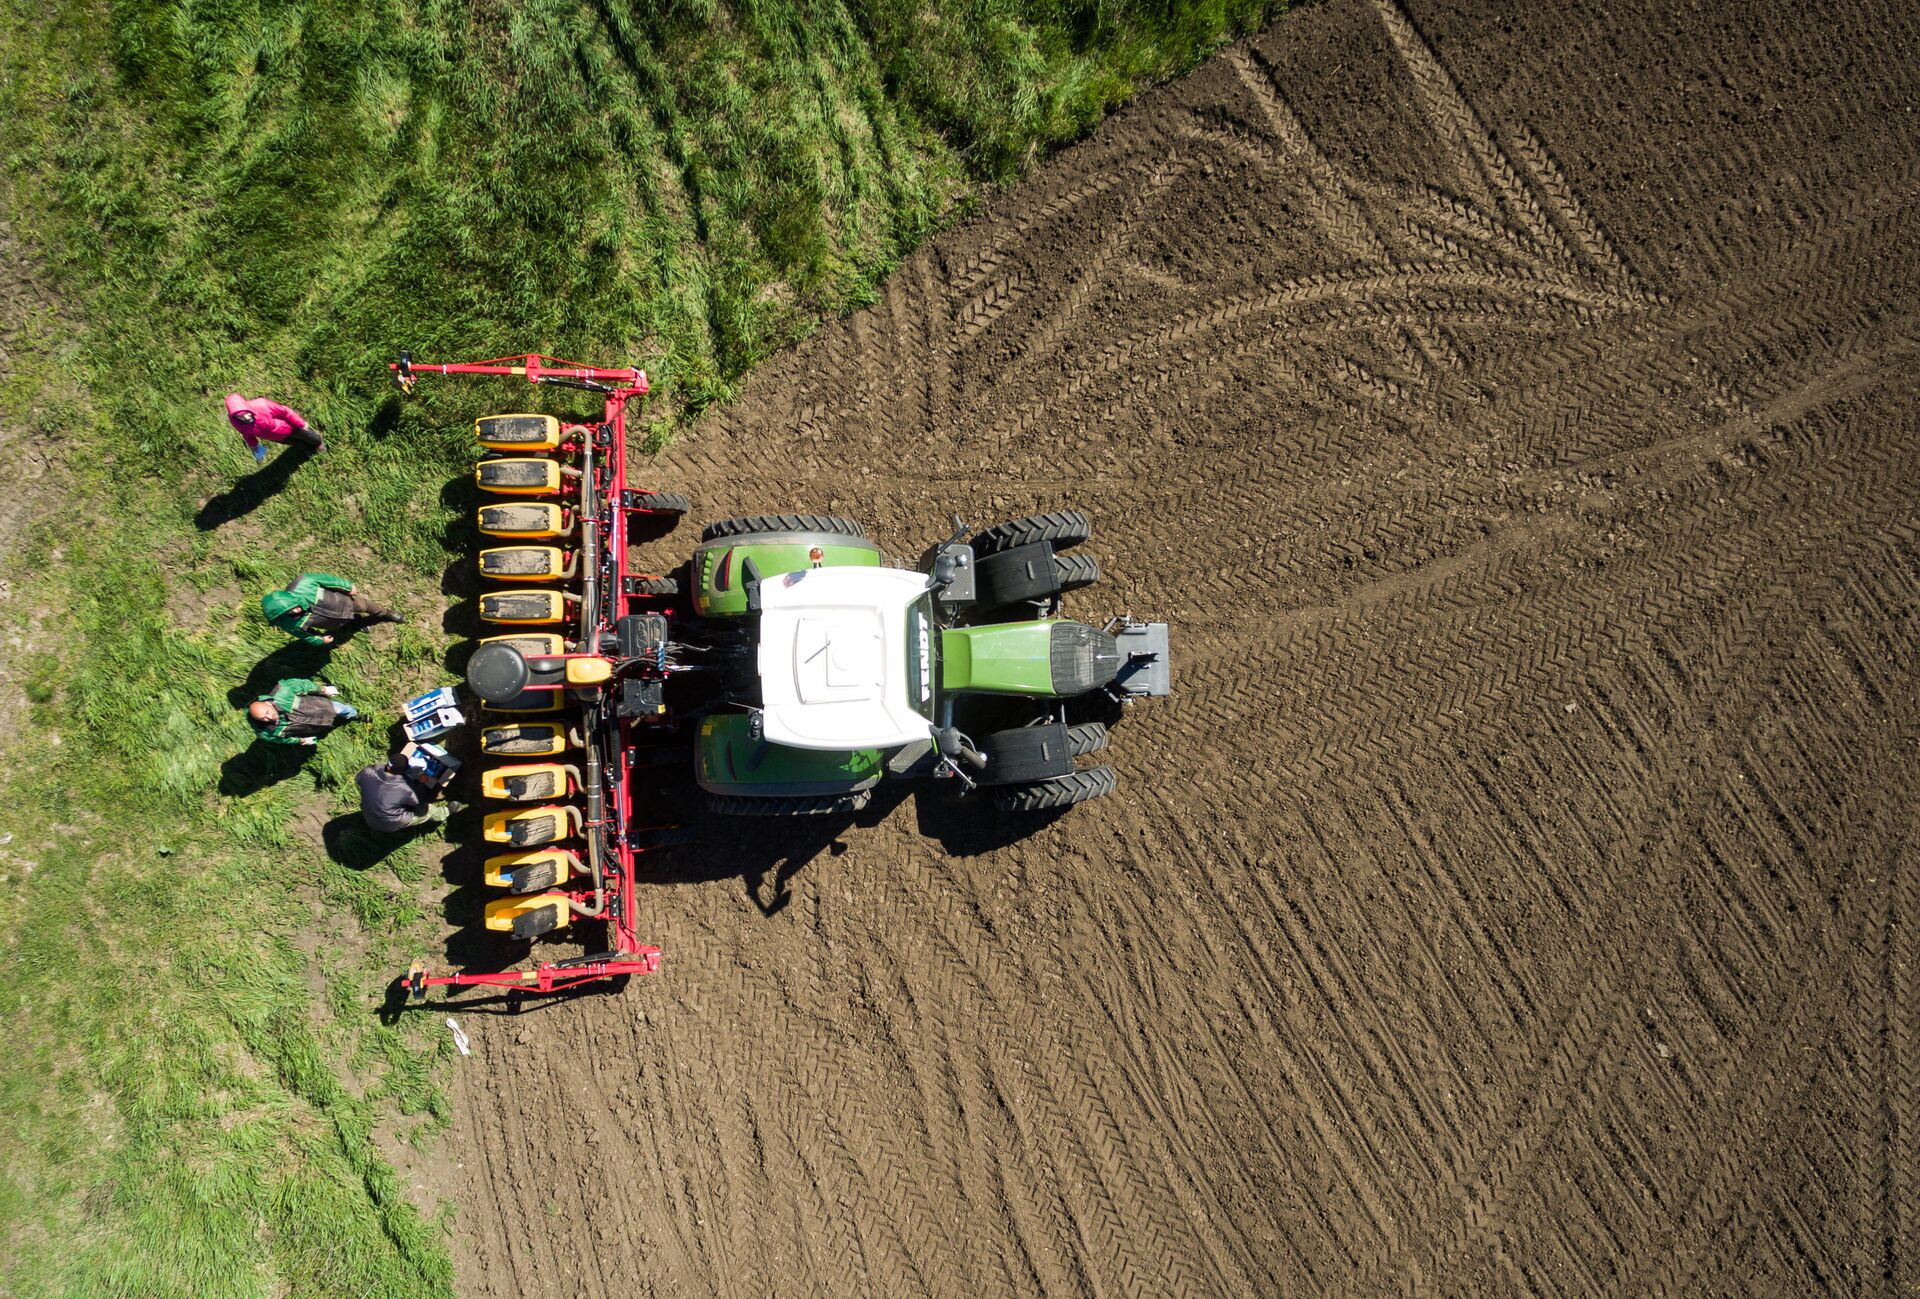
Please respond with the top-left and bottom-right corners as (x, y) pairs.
(992, 765), (1117, 812)
(973, 510), (1090, 555)
(701, 514), (866, 542)
(707, 789), (872, 817)
(631, 491), (691, 514)
(1053, 552), (1099, 592)
(1066, 722), (1109, 756)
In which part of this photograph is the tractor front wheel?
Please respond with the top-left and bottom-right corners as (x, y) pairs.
(973, 510), (1090, 556)
(1066, 722), (1109, 756)
(1053, 552), (1099, 593)
(992, 765), (1117, 812)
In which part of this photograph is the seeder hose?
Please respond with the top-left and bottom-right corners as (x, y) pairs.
(569, 728), (609, 920)
(569, 418), (609, 921)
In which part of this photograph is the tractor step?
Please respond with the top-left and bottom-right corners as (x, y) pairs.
(481, 721), (573, 756)
(477, 458), (567, 495)
(475, 413), (562, 452)
(480, 589), (574, 624)
(478, 503), (568, 539)
(480, 546), (575, 580)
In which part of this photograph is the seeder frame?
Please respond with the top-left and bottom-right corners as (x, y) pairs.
(392, 353), (674, 999)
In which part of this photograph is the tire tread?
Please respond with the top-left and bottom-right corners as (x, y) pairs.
(992, 765), (1117, 811)
(973, 510), (1091, 555)
(700, 514), (866, 542)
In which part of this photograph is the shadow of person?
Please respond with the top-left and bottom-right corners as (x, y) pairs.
(228, 642), (334, 707)
(322, 812), (436, 869)
(195, 441), (318, 530)
(218, 740), (313, 797)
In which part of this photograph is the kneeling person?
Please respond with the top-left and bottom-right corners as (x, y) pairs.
(249, 678), (356, 747)
(357, 755), (451, 832)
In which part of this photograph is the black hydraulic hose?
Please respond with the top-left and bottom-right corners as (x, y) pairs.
(579, 423), (599, 644)
(572, 719), (608, 919)
(569, 422), (609, 920)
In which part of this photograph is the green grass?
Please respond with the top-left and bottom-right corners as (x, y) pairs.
(0, 0), (1283, 1294)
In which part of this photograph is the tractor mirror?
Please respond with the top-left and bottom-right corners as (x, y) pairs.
(924, 542), (976, 603)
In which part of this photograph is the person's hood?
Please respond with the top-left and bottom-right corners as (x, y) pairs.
(261, 590), (302, 621)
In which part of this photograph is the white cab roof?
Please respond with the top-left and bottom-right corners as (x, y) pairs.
(757, 566), (935, 750)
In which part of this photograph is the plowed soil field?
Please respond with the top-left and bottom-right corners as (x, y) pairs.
(415, 0), (1920, 1293)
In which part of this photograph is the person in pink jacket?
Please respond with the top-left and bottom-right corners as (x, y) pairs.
(226, 393), (323, 461)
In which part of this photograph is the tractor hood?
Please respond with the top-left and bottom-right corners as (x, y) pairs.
(756, 567), (936, 751)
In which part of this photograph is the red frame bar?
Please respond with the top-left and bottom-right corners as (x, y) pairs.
(411, 949), (662, 995)
(389, 352), (648, 388)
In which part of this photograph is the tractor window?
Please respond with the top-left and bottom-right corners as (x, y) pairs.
(907, 596), (935, 720)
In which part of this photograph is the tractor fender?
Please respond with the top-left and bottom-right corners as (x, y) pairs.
(691, 532), (882, 617)
(977, 722), (1077, 787)
(694, 714), (885, 797)
(971, 540), (1062, 611)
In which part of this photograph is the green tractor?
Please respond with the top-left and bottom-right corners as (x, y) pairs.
(682, 510), (1171, 815)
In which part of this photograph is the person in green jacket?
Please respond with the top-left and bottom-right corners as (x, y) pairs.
(247, 678), (358, 747)
(262, 572), (404, 646)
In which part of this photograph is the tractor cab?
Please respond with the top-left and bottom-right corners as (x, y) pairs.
(754, 566), (937, 750)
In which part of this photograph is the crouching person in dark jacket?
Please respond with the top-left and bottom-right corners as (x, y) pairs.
(248, 678), (357, 747)
(357, 755), (452, 832)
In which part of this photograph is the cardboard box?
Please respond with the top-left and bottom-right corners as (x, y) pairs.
(401, 741), (461, 788)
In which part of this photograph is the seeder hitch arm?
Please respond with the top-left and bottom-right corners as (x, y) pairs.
(406, 950), (662, 998)
(391, 351), (648, 394)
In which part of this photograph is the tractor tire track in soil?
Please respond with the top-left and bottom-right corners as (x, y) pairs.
(426, 0), (1920, 1293)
